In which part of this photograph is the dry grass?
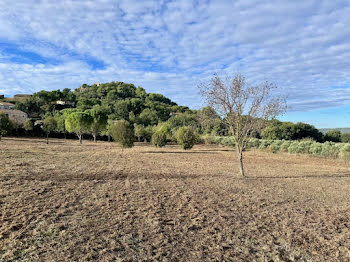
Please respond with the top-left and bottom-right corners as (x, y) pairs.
(1, 137), (350, 261)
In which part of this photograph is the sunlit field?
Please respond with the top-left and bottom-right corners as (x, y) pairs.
(1, 138), (350, 261)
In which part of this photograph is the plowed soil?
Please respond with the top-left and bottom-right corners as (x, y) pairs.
(1, 137), (350, 261)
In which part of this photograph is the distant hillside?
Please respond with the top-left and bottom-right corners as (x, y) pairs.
(319, 128), (350, 134)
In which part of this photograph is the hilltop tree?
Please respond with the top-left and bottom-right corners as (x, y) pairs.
(0, 113), (13, 141)
(199, 73), (286, 177)
(43, 116), (57, 144)
(65, 112), (93, 144)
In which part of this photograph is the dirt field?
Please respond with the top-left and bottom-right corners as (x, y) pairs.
(1, 138), (350, 261)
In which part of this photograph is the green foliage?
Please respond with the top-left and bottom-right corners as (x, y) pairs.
(341, 133), (350, 143)
(137, 108), (159, 126)
(269, 140), (284, 153)
(43, 116), (57, 133)
(259, 140), (272, 149)
(288, 141), (300, 154)
(309, 142), (323, 155)
(88, 106), (108, 141)
(339, 144), (350, 160)
(247, 138), (261, 148)
(152, 130), (167, 147)
(110, 120), (134, 148)
(324, 129), (341, 142)
(175, 126), (196, 150)
(261, 121), (324, 142)
(321, 142), (340, 158)
(295, 140), (313, 154)
(24, 119), (34, 131)
(65, 111), (93, 143)
(0, 113), (13, 138)
(280, 140), (292, 152)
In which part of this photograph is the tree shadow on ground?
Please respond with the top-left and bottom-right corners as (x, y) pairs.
(242, 173), (350, 180)
(143, 151), (218, 154)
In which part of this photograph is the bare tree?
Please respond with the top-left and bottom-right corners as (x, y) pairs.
(199, 73), (286, 177)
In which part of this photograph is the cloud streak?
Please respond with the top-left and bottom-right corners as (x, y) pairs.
(0, 0), (350, 117)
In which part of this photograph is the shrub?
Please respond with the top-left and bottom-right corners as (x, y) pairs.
(247, 138), (261, 148)
(341, 133), (350, 143)
(280, 140), (292, 152)
(309, 142), (323, 156)
(259, 140), (272, 149)
(269, 140), (284, 153)
(339, 144), (350, 160)
(288, 141), (300, 154)
(175, 126), (196, 150)
(221, 136), (235, 147)
(110, 120), (134, 148)
(203, 134), (217, 145)
(295, 140), (313, 154)
(152, 130), (167, 147)
(321, 142), (340, 158)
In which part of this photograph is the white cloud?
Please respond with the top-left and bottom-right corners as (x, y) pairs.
(0, 0), (349, 114)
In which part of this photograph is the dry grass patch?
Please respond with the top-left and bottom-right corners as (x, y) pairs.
(1, 137), (350, 261)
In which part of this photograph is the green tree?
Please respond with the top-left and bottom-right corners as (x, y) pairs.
(175, 126), (196, 150)
(324, 129), (342, 142)
(0, 113), (13, 141)
(65, 112), (93, 144)
(341, 133), (350, 143)
(88, 107), (108, 142)
(134, 124), (146, 142)
(24, 119), (34, 134)
(110, 120), (134, 149)
(152, 130), (167, 147)
(43, 116), (57, 144)
(137, 108), (158, 126)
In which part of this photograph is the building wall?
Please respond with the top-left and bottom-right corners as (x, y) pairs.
(0, 109), (28, 126)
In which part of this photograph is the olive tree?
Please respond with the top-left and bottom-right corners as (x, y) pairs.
(0, 113), (13, 141)
(43, 116), (57, 144)
(65, 111), (93, 144)
(110, 120), (134, 150)
(199, 73), (286, 177)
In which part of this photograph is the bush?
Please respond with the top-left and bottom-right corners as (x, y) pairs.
(259, 140), (272, 149)
(324, 130), (342, 142)
(341, 133), (350, 143)
(280, 140), (292, 152)
(269, 140), (283, 153)
(175, 126), (196, 150)
(152, 130), (167, 147)
(288, 141), (300, 154)
(247, 138), (261, 148)
(110, 120), (134, 148)
(295, 140), (313, 154)
(203, 134), (217, 145)
(309, 142), (323, 155)
(339, 144), (350, 160)
(321, 142), (340, 158)
(221, 136), (235, 147)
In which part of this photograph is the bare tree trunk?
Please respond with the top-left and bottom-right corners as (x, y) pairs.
(0, 134), (2, 141)
(236, 147), (245, 177)
(78, 134), (82, 144)
(46, 132), (49, 144)
(93, 133), (97, 143)
(108, 135), (111, 142)
(64, 131), (67, 139)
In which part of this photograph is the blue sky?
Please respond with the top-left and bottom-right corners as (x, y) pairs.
(0, 0), (350, 128)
